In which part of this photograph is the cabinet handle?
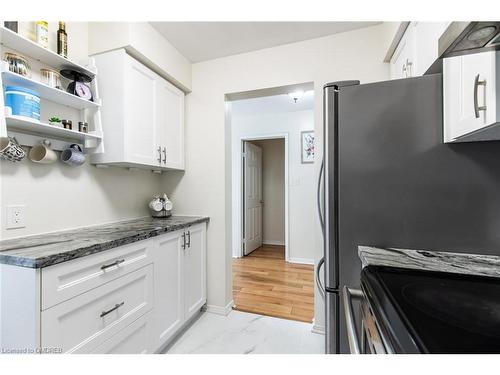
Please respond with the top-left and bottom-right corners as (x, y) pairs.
(100, 301), (125, 318)
(157, 146), (162, 164)
(406, 59), (413, 77)
(474, 74), (487, 119)
(101, 259), (125, 271)
(162, 147), (166, 164)
(182, 232), (186, 250)
(187, 230), (191, 248)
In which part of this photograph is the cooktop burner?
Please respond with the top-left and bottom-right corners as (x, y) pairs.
(362, 266), (500, 353)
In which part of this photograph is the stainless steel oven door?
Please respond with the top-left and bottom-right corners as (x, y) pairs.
(343, 286), (392, 354)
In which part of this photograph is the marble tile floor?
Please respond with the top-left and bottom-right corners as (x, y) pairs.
(164, 310), (325, 354)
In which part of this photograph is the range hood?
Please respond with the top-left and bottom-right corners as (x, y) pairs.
(439, 22), (500, 58)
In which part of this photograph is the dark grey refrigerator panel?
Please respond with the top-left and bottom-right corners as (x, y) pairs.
(325, 73), (500, 353)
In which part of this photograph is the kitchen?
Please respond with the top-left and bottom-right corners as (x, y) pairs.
(1, 1), (500, 371)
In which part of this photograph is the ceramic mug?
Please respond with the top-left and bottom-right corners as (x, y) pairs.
(29, 140), (57, 164)
(0, 136), (26, 162)
(61, 144), (85, 166)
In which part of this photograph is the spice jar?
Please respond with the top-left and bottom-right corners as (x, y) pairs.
(78, 122), (88, 133)
(62, 120), (72, 130)
(36, 21), (49, 49)
(4, 53), (31, 77)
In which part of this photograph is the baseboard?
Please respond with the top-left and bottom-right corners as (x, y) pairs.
(202, 300), (234, 316)
(311, 319), (326, 335)
(288, 257), (315, 265)
(263, 240), (285, 246)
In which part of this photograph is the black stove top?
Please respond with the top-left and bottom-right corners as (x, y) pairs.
(361, 266), (500, 353)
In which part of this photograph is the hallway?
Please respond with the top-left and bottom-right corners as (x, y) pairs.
(232, 245), (315, 322)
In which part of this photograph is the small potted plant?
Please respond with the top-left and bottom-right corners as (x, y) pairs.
(48, 117), (62, 127)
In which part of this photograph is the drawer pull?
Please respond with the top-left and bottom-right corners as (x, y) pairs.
(100, 301), (125, 318)
(101, 259), (125, 271)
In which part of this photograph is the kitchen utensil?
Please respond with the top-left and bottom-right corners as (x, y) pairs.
(28, 140), (57, 164)
(40, 68), (62, 90)
(61, 144), (85, 166)
(0, 136), (26, 162)
(4, 52), (31, 77)
(60, 69), (93, 101)
(4, 86), (40, 121)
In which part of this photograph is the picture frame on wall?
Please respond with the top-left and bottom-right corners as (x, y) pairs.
(301, 130), (315, 164)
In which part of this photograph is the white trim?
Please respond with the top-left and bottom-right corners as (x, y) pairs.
(233, 133), (290, 262)
(202, 300), (234, 316)
(262, 240), (285, 246)
(311, 321), (326, 335)
(288, 257), (315, 265)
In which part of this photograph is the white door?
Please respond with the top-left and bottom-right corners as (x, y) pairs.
(126, 57), (157, 165)
(153, 231), (183, 348)
(184, 224), (207, 321)
(444, 51), (497, 142)
(155, 79), (185, 170)
(243, 142), (263, 255)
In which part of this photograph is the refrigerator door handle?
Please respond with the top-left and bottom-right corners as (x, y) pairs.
(343, 286), (363, 354)
(316, 257), (325, 299)
(317, 158), (325, 236)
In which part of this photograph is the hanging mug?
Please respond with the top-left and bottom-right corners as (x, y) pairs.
(29, 140), (57, 164)
(61, 144), (85, 166)
(0, 136), (26, 162)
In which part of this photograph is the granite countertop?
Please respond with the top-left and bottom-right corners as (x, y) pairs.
(0, 216), (209, 269)
(358, 245), (500, 278)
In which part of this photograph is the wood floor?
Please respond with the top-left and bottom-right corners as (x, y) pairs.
(232, 245), (314, 323)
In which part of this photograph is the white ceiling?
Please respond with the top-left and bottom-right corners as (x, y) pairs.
(231, 91), (314, 117)
(150, 22), (380, 63)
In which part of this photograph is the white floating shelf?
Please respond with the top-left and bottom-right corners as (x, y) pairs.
(6, 115), (102, 148)
(0, 26), (96, 77)
(2, 70), (100, 110)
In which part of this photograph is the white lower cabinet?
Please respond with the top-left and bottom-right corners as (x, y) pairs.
(3, 222), (207, 354)
(153, 223), (207, 349)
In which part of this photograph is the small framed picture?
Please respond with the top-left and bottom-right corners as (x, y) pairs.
(301, 130), (315, 164)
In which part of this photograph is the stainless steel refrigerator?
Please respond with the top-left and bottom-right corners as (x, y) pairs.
(319, 73), (500, 353)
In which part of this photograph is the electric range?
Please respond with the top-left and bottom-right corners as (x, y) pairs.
(360, 265), (500, 353)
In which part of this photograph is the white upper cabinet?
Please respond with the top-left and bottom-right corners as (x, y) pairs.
(390, 24), (417, 79)
(91, 49), (185, 171)
(389, 22), (449, 80)
(444, 51), (500, 142)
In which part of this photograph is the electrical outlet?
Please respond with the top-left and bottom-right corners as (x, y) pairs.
(6, 205), (26, 229)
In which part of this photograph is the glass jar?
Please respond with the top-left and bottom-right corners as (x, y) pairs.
(4, 52), (31, 77)
(40, 68), (62, 90)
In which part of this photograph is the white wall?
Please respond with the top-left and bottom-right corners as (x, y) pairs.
(161, 23), (394, 323)
(252, 139), (285, 246)
(0, 22), (161, 240)
(233, 110), (315, 264)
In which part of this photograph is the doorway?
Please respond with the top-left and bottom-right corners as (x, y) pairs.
(228, 86), (316, 323)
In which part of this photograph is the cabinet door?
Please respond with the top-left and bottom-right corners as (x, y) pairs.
(390, 25), (416, 79)
(155, 79), (185, 170)
(414, 22), (449, 76)
(444, 51), (497, 142)
(153, 231), (184, 349)
(183, 224), (207, 321)
(125, 56), (158, 165)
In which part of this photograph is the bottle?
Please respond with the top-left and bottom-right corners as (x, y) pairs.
(36, 21), (49, 49)
(57, 22), (68, 58)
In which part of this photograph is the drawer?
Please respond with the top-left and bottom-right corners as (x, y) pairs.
(41, 239), (153, 310)
(91, 312), (155, 354)
(41, 264), (154, 353)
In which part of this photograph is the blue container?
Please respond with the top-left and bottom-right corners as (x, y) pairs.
(4, 86), (40, 121)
